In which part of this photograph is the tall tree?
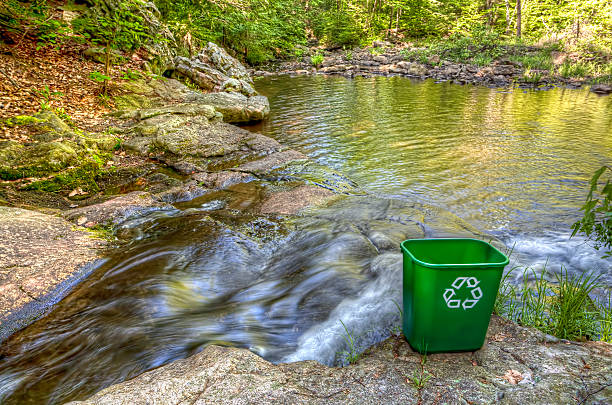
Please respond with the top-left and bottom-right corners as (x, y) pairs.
(516, 0), (521, 38)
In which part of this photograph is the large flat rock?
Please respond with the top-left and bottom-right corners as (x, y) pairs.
(68, 316), (612, 404)
(0, 207), (105, 341)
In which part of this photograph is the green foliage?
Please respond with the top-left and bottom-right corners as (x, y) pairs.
(87, 223), (116, 241)
(430, 29), (506, 64)
(559, 61), (590, 78)
(97, 93), (111, 107)
(549, 268), (600, 340)
(408, 352), (431, 390)
(155, 0), (306, 64)
(0, 0), (70, 49)
(89, 70), (112, 83)
(338, 320), (360, 364)
(35, 17), (70, 50)
(508, 51), (554, 71)
(121, 68), (142, 81)
(72, 0), (151, 51)
(293, 47), (305, 58)
(494, 265), (606, 342)
(24, 160), (108, 193)
(572, 166), (612, 257)
(113, 137), (123, 151)
(35, 85), (63, 111)
(310, 52), (324, 68)
(596, 292), (612, 343)
(389, 299), (403, 336)
(522, 67), (542, 83)
(54, 107), (75, 127)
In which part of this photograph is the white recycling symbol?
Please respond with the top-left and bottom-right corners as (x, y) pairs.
(443, 277), (483, 310)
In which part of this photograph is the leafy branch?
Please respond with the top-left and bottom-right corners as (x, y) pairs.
(571, 166), (612, 258)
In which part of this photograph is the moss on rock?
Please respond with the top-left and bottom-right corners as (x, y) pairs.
(0, 112), (118, 184)
(23, 160), (111, 194)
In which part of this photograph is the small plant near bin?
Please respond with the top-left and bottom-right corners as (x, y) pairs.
(408, 351), (431, 390)
(389, 299), (404, 336)
(338, 320), (360, 364)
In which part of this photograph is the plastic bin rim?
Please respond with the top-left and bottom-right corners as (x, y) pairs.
(400, 238), (510, 269)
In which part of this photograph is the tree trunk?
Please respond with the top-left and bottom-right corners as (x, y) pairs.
(505, 0), (511, 35)
(516, 0), (521, 38)
(396, 7), (401, 31)
(103, 41), (111, 96)
(387, 6), (394, 38)
(576, 18), (580, 39)
(486, 0), (494, 28)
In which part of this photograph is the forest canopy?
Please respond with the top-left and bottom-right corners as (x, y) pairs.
(152, 0), (612, 63)
(1, 0), (611, 65)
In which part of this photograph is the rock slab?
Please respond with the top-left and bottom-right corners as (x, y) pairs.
(0, 207), (105, 341)
(68, 316), (612, 404)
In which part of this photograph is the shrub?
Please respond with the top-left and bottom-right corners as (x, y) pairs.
(572, 166), (612, 257)
(310, 53), (324, 68)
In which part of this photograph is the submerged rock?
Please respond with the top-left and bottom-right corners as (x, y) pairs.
(192, 171), (255, 189)
(591, 84), (612, 95)
(62, 191), (173, 228)
(68, 316), (612, 404)
(260, 185), (336, 215)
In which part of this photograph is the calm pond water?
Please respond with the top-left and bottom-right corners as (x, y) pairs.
(0, 76), (610, 404)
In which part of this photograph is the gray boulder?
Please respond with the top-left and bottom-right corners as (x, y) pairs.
(198, 42), (252, 85)
(191, 92), (270, 123)
(591, 84), (612, 95)
(173, 42), (257, 96)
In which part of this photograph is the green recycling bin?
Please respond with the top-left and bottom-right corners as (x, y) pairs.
(401, 238), (509, 354)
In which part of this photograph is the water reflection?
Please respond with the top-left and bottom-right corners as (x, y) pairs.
(248, 76), (612, 233)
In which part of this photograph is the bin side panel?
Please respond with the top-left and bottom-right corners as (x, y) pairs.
(402, 256), (415, 340)
(404, 259), (504, 354)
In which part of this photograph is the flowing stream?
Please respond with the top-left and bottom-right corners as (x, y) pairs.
(1, 76), (611, 404)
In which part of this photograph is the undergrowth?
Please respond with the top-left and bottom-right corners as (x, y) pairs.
(400, 34), (612, 83)
(494, 264), (610, 342)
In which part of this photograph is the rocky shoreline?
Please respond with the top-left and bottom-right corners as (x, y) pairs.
(68, 316), (612, 404)
(254, 45), (612, 94)
(0, 43), (328, 335)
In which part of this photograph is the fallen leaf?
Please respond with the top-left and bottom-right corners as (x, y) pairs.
(501, 369), (523, 385)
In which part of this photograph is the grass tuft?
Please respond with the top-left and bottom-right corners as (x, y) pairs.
(338, 319), (360, 365)
(494, 265), (608, 342)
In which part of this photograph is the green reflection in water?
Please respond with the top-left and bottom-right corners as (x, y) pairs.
(249, 75), (612, 233)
